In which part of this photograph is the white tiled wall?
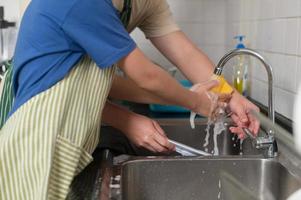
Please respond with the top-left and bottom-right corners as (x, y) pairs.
(131, 0), (226, 79)
(0, 0), (20, 61)
(132, 0), (301, 119)
(223, 0), (301, 119)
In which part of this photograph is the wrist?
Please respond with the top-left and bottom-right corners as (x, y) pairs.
(189, 91), (201, 113)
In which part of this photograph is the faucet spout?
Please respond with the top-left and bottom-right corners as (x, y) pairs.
(214, 48), (275, 123)
(216, 48), (278, 157)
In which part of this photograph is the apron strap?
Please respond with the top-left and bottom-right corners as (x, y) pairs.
(119, 0), (132, 28)
(0, 60), (14, 129)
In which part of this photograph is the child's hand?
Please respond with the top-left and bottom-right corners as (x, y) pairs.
(123, 114), (175, 153)
(228, 92), (260, 138)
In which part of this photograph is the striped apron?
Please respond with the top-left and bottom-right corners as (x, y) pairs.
(0, 57), (116, 199)
(0, 60), (13, 129)
(0, 0), (132, 199)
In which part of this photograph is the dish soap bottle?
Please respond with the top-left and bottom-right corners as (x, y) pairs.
(233, 35), (249, 96)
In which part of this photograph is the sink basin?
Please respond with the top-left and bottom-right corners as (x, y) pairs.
(157, 119), (255, 156)
(100, 118), (260, 156)
(121, 157), (301, 200)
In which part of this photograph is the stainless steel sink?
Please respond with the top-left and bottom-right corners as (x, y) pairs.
(121, 157), (301, 200)
(96, 119), (301, 200)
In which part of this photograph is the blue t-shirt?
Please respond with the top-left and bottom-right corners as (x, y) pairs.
(12, 0), (136, 114)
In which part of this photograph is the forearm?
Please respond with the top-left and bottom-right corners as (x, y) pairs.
(109, 75), (169, 105)
(118, 47), (199, 111)
(151, 31), (215, 84)
(102, 101), (138, 133)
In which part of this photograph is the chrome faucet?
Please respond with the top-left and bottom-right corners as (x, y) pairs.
(215, 48), (278, 158)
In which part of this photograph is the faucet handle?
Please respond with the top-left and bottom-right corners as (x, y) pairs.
(242, 128), (278, 158)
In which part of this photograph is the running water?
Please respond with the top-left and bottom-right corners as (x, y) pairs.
(190, 90), (230, 156)
(212, 115), (226, 155)
(239, 138), (244, 155)
(204, 92), (227, 155)
(203, 122), (211, 153)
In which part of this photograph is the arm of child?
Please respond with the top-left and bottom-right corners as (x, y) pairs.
(150, 31), (260, 135)
(102, 101), (175, 153)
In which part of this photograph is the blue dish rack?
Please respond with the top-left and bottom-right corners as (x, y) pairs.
(149, 80), (192, 113)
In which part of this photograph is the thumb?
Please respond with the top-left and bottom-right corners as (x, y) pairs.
(232, 105), (248, 123)
(203, 80), (219, 91)
(152, 120), (167, 137)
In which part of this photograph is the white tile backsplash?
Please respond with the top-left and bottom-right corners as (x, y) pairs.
(225, 0), (241, 22)
(258, 0), (275, 20)
(271, 20), (286, 53)
(285, 18), (300, 55)
(247, 0), (260, 21)
(0, 0), (20, 21)
(296, 57), (301, 91)
(276, 0), (301, 18)
(250, 79), (269, 106)
(274, 88), (296, 119)
(276, 55), (297, 92)
(204, 23), (225, 45)
(298, 19), (301, 56)
(262, 21), (274, 51)
(167, 0), (205, 23)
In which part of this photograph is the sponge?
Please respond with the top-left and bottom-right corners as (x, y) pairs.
(210, 75), (234, 94)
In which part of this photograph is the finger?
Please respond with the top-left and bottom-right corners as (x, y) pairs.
(152, 121), (175, 151)
(218, 94), (232, 102)
(229, 127), (245, 139)
(247, 112), (260, 136)
(233, 105), (248, 123)
(154, 133), (175, 151)
(151, 138), (169, 153)
(231, 114), (245, 127)
(152, 120), (167, 137)
(248, 108), (260, 134)
(203, 80), (219, 91)
(143, 143), (157, 153)
(190, 83), (201, 92)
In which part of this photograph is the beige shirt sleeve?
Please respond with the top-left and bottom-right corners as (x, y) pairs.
(138, 0), (180, 38)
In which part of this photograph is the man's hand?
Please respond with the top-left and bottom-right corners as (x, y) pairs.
(228, 92), (260, 138)
(123, 114), (175, 153)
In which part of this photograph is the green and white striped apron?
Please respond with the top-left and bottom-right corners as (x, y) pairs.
(0, 60), (14, 129)
(0, 0), (132, 199)
(0, 56), (116, 199)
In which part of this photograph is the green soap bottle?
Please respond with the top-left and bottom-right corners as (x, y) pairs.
(233, 35), (249, 96)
